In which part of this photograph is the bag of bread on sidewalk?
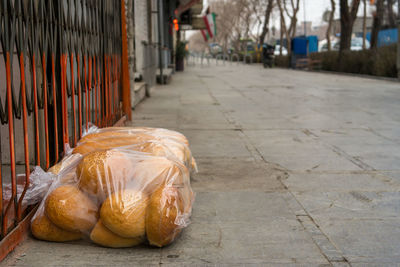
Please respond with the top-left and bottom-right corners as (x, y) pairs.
(31, 127), (195, 248)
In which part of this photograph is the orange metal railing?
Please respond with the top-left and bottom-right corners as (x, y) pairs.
(0, 0), (131, 260)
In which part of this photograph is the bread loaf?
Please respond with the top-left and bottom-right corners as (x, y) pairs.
(77, 150), (133, 198)
(48, 154), (82, 175)
(146, 186), (184, 247)
(45, 185), (98, 233)
(73, 135), (154, 155)
(90, 220), (143, 248)
(125, 157), (184, 194)
(79, 131), (134, 143)
(31, 213), (82, 242)
(100, 189), (149, 238)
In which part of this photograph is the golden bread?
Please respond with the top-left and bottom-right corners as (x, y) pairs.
(146, 186), (184, 247)
(48, 154), (82, 175)
(90, 220), (143, 248)
(73, 135), (154, 155)
(45, 185), (98, 233)
(100, 189), (149, 238)
(126, 157), (183, 194)
(79, 131), (134, 143)
(77, 150), (133, 198)
(31, 213), (82, 242)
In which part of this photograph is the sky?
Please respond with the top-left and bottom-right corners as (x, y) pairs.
(273, 0), (370, 28)
(299, 0), (333, 25)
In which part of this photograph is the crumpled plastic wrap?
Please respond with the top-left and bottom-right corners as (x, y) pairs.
(3, 167), (55, 208)
(31, 126), (196, 248)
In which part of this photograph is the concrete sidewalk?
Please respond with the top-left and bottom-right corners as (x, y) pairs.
(4, 64), (400, 266)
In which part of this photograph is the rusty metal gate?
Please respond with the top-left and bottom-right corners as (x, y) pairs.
(0, 0), (130, 258)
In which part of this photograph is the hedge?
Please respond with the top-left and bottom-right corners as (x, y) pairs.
(275, 45), (397, 78)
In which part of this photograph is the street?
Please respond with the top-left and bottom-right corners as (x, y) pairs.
(4, 64), (400, 266)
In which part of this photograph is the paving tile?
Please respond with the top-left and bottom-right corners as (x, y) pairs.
(192, 158), (285, 192)
(180, 129), (253, 158)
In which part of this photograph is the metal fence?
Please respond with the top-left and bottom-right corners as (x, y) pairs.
(0, 0), (125, 245)
(186, 52), (254, 67)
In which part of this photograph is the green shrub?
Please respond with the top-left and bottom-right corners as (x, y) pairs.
(374, 45), (397, 77)
(275, 55), (290, 68)
(308, 45), (397, 78)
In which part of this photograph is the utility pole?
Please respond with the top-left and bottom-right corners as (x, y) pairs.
(397, 0), (400, 78)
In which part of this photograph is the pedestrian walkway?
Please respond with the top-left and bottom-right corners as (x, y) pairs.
(4, 64), (400, 266)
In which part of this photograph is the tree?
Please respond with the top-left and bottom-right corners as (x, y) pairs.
(339, 0), (361, 53)
(210, 0), (243, 51)
(283, 0), (300, 38)
(370, 0), (384, 50)
(259, 0), (275, 46)
(386, 0), (396, 28)
(210, 0), (278, 52)
(277, 0), (289, 53)
(277, 0), (300, 56)
(326, 0), (336, 51)
(188, 32), (209, 53)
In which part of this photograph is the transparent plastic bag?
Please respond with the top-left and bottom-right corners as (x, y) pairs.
(31, 127), (195, 248)
(3, 166), (55, 210)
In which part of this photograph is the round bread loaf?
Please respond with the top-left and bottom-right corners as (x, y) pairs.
(48, 162), (62, 175)
(146, 186), (185, 247)
(100, 189), (149, 238)
(126, 157), (183, 194)
(58, 171), (78, 184)
(31, 213), (82, 242)
(149, 128), (190, 146)
(45, 185), (98, 233)
(72, 141), (106, 155)
(159, 139), (190, 165)
(90, 220), (143, 248)
(77, 150), (133, 198)
(95, 127), (190, 146)
(79, 131), (134, 143)
(138, 142), (169, 157)
(48, 154), (82, 175)
(73, 135), (154, 155)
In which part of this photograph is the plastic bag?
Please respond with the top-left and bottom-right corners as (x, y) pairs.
(3, 166), (55, 208)
(31, 127), (195, 248)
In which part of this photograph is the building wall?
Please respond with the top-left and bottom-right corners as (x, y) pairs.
(134, 0), (149, 75)
(332, 17), (374, 36)
(133, 0), (158, 92)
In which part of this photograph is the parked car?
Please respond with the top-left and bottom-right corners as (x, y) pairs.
(274, 45), (288, 56)
(319, 38), (339, 52)
(332, 38), (370, 51)
(350, 37), (370, 51)
(209, 43), (223, 58)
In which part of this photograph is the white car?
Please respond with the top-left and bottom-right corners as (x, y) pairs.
(274, 45), (288, 56)
(332, 38), (370, 51)
(351, 37), (370, 51)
